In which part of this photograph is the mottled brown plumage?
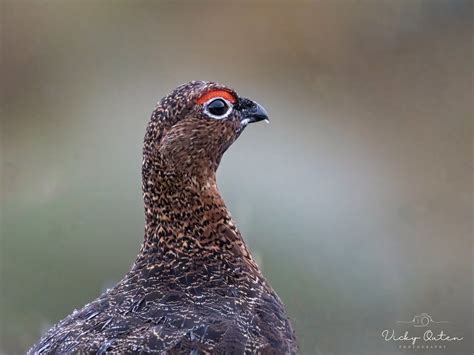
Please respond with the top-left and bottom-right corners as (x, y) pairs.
(29, 81), (298, 354)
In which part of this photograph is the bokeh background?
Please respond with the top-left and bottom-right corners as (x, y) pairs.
(1, 1), (472, 354)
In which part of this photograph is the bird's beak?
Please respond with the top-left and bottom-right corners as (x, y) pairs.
(239, 99), (269, 126)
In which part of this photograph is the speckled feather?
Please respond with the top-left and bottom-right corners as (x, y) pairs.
(29, 81), (298, 354)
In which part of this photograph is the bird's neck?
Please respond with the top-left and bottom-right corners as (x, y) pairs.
(133, 156), (258, 272)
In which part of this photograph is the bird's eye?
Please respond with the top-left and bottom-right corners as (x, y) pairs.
(204, 98), (232, 119)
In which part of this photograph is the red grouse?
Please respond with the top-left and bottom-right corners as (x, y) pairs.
(29, 81), (298, 354)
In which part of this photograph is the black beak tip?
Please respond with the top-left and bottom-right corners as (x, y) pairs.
(252, 103), (269, 123)
(245, 101), (269, 124)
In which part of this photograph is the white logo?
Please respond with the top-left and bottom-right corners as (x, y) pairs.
(381, 312), (464, 350)
(396, 313), (449, 327)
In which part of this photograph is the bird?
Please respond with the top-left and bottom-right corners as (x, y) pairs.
(29, 81), (298, 354)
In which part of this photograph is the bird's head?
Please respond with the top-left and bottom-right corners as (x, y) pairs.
(143, 81), (268, 180)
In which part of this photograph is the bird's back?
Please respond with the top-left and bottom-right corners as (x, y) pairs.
(29, 261), (297, 354)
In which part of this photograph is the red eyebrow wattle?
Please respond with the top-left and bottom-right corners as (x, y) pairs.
(196, 90), (237, 105)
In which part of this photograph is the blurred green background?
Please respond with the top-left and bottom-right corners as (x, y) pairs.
(1, 1), (472, 354)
